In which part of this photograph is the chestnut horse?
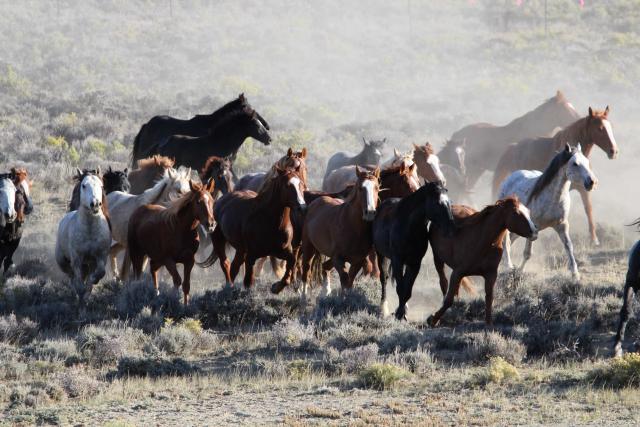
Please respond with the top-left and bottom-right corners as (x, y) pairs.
(299, 167), (380, 299)
(492, 107), (618, 245)
(235, 148), (308, 193)
(427, 197), (538, 326)
(200, 156), (235, 199)
(201, 168), (306, 291)
(450, 91), (581, 189)
(412, 143), (447, 185)
(128, 180), (216, 304)
(128, 155), (175, 195)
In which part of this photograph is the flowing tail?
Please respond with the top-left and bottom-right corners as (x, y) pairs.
(492, 144), (518, 200)
(197, 232), (218, 268)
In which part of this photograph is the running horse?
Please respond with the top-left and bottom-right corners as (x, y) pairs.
(322, 137), (386, 190)
(450, 91), (581, 189)
(492, 106), (617, 245)
(0, 168), (34, 274)
(128, 180), (216, 304)
(299, 167), (380, 299)
(235, 148), (308, 193)
(200, 156), (235, 199)
(128, 155), (175, 195)
(200, 167), (306, 291)
(614, 229), (640, 357)
(427, 197), (538, 326)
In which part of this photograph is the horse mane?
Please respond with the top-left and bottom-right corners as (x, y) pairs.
(526, 147), (574, 204)
(160, 189), (196, 227)
(201, 156), (227, 178)
(10, 167), (28, 186)
(456, 196), (519, 227)
(259, 150), (308, 192)
(137, 155), (175, 170)
(414, 143), (435, 156)
(208, 106), (254, 136)
(255, 170), (286, 208)
(208, 93), (248, 117)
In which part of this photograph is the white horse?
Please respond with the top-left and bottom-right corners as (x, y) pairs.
(107, 167), (191, 279)
(55, 174), (111, 306)
(498, 144), (597, 280)
(0, 175), (17, 230)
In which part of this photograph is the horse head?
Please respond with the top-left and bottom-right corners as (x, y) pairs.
(540, 90), (581, 130)
(189, 179), (216, 233)
(272, 167), (306, 212)
(355, 166), (380, 221)
(242, 106), (271, 146)
(11, 167), (33, 216)
(0, 174), (17, 227)
(201, 156), (234, 198)
(423, 181), (455, 235)
(79, 174), (104, 215)
(565, 143), (598, 192)
(280, 147), (308, 188)
(382, 164), (419, 198)
(438, 139), (466, 177)
(361, 137), (385, 165)
(586, 106), (618, 159)
(166, 167), (192, 201)
(413, 142), (446, 186)
(103, 166), (131, 194)
(502, 196), (538, 241)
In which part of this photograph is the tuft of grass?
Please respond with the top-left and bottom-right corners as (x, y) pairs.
(476, 356), (520, 385)
(287, 359), (312, 380)
(588, 353), (640, 388)
(306, 405), (342, 420)
(0, 314), (38, 345)
(358, 363), (409, 391)
(463, 331), (526, 365)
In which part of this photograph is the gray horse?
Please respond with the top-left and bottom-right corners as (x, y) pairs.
(322, 137), (386, 191)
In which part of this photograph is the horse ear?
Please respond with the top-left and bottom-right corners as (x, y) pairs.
(373, 167), (380, 179)
(287, 147), (293, 157)
(168, 169), (176, 179)
(564, 143), (571, 152)
(108, 166), (112, 173)
(394, 148), (400, 157)
(362, 137), (368, 146)
(75, 167), (82, 177)
(96, 166), (101, 176)
(239, 93), (245, 101)
(461, 137), (466, 147)
(604, 105), (610, 117)
(124, 168), (128, 175)
(355, 165), (363, 177)
(382, 138), (387, 143)
(588, 106), (594, 117)
(189, 180), (196, 192)
(301, 147), (307, 159)
(206, 177), (215, 193)
(576, 143), (582, 152)
(408, 163), (417, 174)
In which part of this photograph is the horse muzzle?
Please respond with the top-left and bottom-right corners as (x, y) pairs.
(4, 212), (16, 224)
(584, 178), (596, 191)
(609, 148), (618, 159)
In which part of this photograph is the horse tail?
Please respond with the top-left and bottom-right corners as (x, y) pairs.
(492, 144), (517, 200)
(197, 232), (218, 268)
(310, 253), (324, 287)
(127, 220), (144, 279)
(460, 277), (475, 295)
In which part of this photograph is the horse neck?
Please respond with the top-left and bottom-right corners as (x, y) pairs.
(504, 103), (555, 135)
(201, 119), (251, 156)
(352, 149), (372, 164)
(142, 178), (170, 205)
(552, 118), (593, 154)
(473, 207), (509, 248)
(255, 182), (288, 217)
(539, 164), (571, 203)
(343, 190), (368, 230)
(77, 205), (105, 227)
(401, 190), (428, 226)
(168, 201), (198, 231)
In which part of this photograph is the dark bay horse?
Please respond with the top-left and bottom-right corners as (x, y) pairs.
(200, 156), (235, 199)
(372, 182), (455, 319)
(156, 106), (271, 172)
(614, 234), (640, 357)
(0, 168), (33, 273)
(427, 197), (538, 326)
(202, 168), (306, 291)
(492, 106), (618, 245)
(450, 91), (581, 189)
(131, 93), (269, 166)
(128, 180), (216, 305)
(103, 166), (130, 194)
(322, 138), (386, 190)
(128, 155), (175, 195)
(299, 167), (380, 298)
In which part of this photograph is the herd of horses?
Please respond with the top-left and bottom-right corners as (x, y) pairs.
(2, 90), (639, 356)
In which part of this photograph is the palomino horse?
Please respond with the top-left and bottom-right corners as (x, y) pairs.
(322, 138), (386, 190)
(128, 180), (216, 305)
(0, 168), (33, 273)
(55, 174), (111, 308)
(235, 148), (308, 193)
(323, 163), (420, 198)
(427, 197), (538, 326)
(103, 167), (130, 194)
(200, 156), (235, 199)
(450, 91), (581, 189)
(372, 182), (455, 319)
(614, 235), (640, 357)
(299, 167), (380, 298)
(128, 155), (175, 195)
(412, 143), (447, 185)
(156, 106), (271, 171)
(499, 144), (597, 280)
(131, 93), (269, 166)
(201, 168), (306, 291)
(108, 167), (191, 279)
(493, 106), (618, 245)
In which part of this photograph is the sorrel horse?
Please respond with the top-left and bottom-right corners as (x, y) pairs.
(614, 233), (640, 357)
(427, 197), (538, 326)
(0, 168), (33, 273)
(156, 106), (271, 171)
(128, 155), (175, 195)
(499, 144), (597, 280)
(299, 167), (380, 299)
(372, 182), (455, 319)
(200, 167), (306, 291)
(493, 106), (618, 245)
(450, 91), (581, 189)
(200, 156), (235, 199)
(412, 143), (447, 185)
(56, 174), (111, 308)
(103, 166), (131, 194)
(131, 93), (269, 166)
(128, 180), (216, 305)
(322, 138), (386, 190)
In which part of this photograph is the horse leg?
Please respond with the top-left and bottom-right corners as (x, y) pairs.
(319, 258), (334, 297)
(333, 257), (349, 291)
(229, 249), (246, 284)
(483, 271), (497, 326)
(433, 253), (448, 296)
(368, 250), (380, 278)
(614, 283), (636, 357)
(377, 253), (389, 317)
(578, 186), (599, 246)
(553, 222), (579, 280)
(347, 258), (367, 288)
(270, 257), (286, 280)
(182, 258), (194, 305)
(396, 261), (421, 321)
(519, 238), (533, 272)
(242, 254), (257, 289)
(270, 249), (295, 294)
(2, 239), (19, 273)
(502, 232), (515, 270)
(299, 243), (316, 300)
(253, 257), (266, 278)
(164, 259), (183, 293)
(427, 269), (464, 327)
(109, 242), (122, 279)
(150, 259), (162, 296)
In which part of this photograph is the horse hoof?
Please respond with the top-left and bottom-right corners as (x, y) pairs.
(426, 315), (438, 327)
(381, 301), (390, 318)
(572, 272), (581, 282)
(271, 281), (287, 294)
(592, 237), (601, 247)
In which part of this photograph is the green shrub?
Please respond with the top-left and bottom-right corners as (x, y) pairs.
(476, 357), (520, 385)
(588, 353), (640, 388)
(358, 363), (409, 390)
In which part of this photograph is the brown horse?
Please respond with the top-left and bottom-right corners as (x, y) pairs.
(202, 167), (306, 291)
(449, 91), (581, 189)
(492, 106), (618, 245)
(128, 179), (216, 305)
(128, 155), (176, 195)
(412, 143), (446, 185)
(323, 163), (419, 198)
(235, 148), (308, 193)
(299, 167), (380, 298)
(427, 197), (538, 326)
(200, 156), (234, 199)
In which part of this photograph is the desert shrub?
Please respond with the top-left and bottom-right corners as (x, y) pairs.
(463, 331), (526, 365)
(588, 353), (640, 388)
(230, 355), (288, 378)
(131, 306), (163, 334)
(358, 363), (409, 390)
(114, 279), (187, 320)
(475, 356), (520, 385)
(385, 346), (435, 374)
(57, 368), (103, 398)
(316, 311), (386, 351)
(287, 359), (312, 380)
(22, 338), (78, 362)
(152, 318), (218, 357)
(314, 287), (379, 318)
(377, 323), (425, 354)
(324, 343), (380, 375)
(115, 356), (200, 378)
(11, 257), (50, 279)
(0, 361), (28, 380)
(270, 318), (317, 350)
(0, 313), (38, 344)
(76, 324), (147, 366)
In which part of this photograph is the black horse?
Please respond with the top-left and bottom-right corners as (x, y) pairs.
(155, 106), (271, 172)
(614, 236), (640, 357)
(372, 182), (455, 320)
(131, 93), (269, 167)
(69, 167), (129, 211)
(0, 179), (33, 273)
(322, 137), (386, 190)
